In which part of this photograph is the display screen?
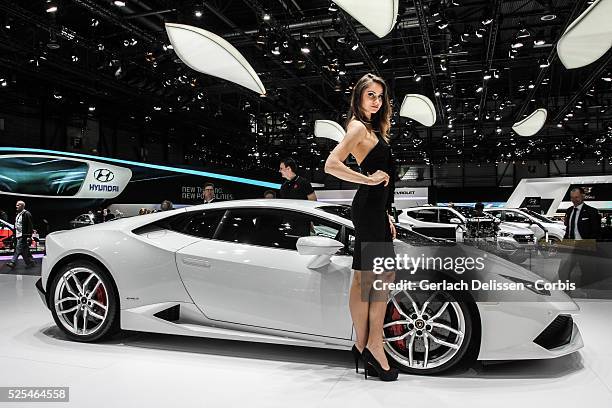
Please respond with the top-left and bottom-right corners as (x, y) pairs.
(0, 157), (88, 196)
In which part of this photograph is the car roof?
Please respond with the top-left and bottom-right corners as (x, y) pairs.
(186, 199), (327, 212)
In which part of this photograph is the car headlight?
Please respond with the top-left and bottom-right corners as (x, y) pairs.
(499, 231), (513, 237)
(499, 274), (551, 296)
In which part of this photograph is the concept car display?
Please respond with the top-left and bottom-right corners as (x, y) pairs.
(36, 200), (582, 375)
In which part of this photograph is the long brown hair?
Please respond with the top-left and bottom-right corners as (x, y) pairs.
(345, 73), (392, 143)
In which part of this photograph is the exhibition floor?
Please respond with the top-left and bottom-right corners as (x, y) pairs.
(1, 273), (611, 407)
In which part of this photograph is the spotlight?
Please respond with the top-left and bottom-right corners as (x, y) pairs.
(539, 58), (550, 68)
(476, 86), (483, 93)
(194, 9), (203, 18)
(351, 42), (359, 51)
(379, 54), (389, 64)
(516, 27), (531, 38)
(475, 28), (486, 38)
(88, 104), (96, 112)
(113, 0), (126, 7)
(541, 14), (556, 21)
(263, 12), (271, 21)
(511, 40), (523, 49)
(602, 73), (612, 82)
(534, 38), (545, 46)
(434, 90), (440, 97)
(328, 2), (338, 12)
(496, 126), (502, 133)
(528, 81), (535, 89)
(271, 43), (281, 55)
(483, 71), (492, 80)
(437, 20), (449, 29)
(90, 18), (99, 27)
(301, 45), (310, 54)
(46, 1), (58, 13)
(413, 73), (422, 82)
(481, 17), (493, 25)
(71, 55), (79, 62)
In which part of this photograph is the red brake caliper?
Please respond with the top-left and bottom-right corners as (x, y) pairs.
(95, 284), (106, 307)
(386, 304), (407, 351)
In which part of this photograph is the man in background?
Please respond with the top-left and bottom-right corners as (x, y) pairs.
(279, 158), (317, 201)
(559, 187), (601, 291)
(203, 182), (220, 204)
(7, 200), (34, 269)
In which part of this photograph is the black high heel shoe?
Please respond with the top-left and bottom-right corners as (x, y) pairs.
(362, 348), (399, 381)
(350, 345), (361, 373)
(351, 345), (379, 377)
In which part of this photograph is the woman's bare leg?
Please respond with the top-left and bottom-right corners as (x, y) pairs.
(366, 271), (395, 369)
(349, 270), (371, 351)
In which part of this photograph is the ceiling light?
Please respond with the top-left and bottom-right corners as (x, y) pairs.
(113, 0), (126, 6)
(46, 1), (58, 13)
(301, 45), (310, 54)
(539, 58), (550, 68)
(437, 20), (449, 29)
(602, 73), (612, 82)
(483, 71), (491, 80)
(351, 42), (359, 51)
(88, 105), (96, 112)
(517, 27), (531, 38)
(328, 2), (338, 12)
(71, 55), (79, 62)
(481, 17), (493, 25)
(194, 9), (203, 18)
(541, 14), (556, 21)
(534, 38), (545, 46)
(511, 40), (524, 49)
(413, 73), (422, 82)
(476, 86), (483, 93)
(263, 12), (271, 21)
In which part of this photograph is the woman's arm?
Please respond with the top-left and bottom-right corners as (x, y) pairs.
(324, 121), (388, 185)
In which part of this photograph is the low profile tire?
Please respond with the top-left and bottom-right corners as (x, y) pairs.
(49, 261), (119, 342)
(383, 287), (475, 375)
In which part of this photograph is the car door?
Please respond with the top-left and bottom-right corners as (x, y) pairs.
(175, 207), (353, 339)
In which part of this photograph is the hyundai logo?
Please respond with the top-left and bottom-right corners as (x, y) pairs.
(94, 169), (115, 183)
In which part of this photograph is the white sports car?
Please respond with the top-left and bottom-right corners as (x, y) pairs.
(35, 199), (583, 375)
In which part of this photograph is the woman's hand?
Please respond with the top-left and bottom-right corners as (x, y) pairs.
(367, 170), (389, 186)
(388, 214), (397, 240)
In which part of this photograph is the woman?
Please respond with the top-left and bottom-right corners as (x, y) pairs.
(324, 73), (398, 381)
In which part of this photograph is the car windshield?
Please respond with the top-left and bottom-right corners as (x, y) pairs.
(521, 209), (553, 223)
(318, 205), (446, 246)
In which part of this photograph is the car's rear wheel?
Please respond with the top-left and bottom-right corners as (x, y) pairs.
(383, 287), (475, 375)
(50, 261), (119, 342)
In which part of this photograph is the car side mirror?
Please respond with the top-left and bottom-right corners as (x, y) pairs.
(449, 218), (462, 224)
(296, 236), (345, 268)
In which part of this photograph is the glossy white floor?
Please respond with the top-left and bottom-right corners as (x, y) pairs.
(1, 274), (611, 408)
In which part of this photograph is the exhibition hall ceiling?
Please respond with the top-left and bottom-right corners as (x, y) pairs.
(0, 0), (610, 169)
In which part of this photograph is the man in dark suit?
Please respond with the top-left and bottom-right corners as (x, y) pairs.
(563, 187), (601, 240)
(559, 187), (601, 291)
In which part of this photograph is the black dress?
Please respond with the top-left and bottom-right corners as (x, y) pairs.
(351, 129), (396, 270)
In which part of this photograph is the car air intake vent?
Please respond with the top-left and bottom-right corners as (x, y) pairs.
(533, 315), (573, 350)
(153, 305), (180, 322)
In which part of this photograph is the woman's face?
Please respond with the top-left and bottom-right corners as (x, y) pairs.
(360, 81), (384, 117)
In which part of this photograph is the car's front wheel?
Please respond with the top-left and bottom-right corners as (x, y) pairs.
(49, 261), (119, 342)
(383, 287), (476, 375)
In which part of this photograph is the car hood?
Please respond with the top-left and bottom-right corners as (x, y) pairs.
(498, 223), (533, 234)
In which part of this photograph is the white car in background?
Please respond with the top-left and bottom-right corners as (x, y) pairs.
(484, 208), (566, 246)
(36, 200), (582, 375)
(398, 206), (535, 263)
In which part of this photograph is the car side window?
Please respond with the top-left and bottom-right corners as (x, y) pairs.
(438, 209), (455, 224)
(488, 210), (503, 220)
(505, 211), (530, 223)
(166, 210), (225, 239)
(415, 209), (438, 223)
(215, 208), (342, 250)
